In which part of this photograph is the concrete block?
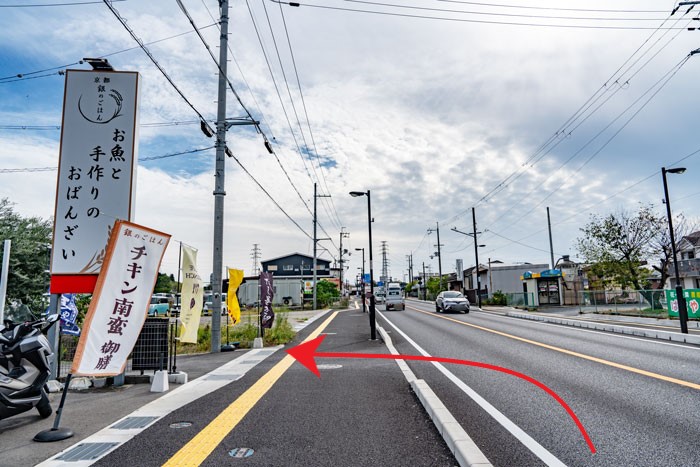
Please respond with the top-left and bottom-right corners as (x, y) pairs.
(46, 379), (63, 393)
(92, 377), (107, 389)
(69, 376), (92, 390)
(253, 337), (264, 349)
(168, 371), (188, 384)
(150, 370), (169, 393)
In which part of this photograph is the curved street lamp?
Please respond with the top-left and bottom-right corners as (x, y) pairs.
(662, 166), (689, 334)
(350, 190), (376, 340)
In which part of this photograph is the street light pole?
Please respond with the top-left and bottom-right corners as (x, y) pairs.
(662, 166), (689, 334)
(350, 190), (376, 340)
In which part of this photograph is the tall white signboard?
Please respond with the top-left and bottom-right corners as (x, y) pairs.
(51, 70), (140, 293)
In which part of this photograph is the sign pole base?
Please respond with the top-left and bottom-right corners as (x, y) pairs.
(34, 373), (74, 442)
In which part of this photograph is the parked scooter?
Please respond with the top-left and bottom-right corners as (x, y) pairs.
(0, 305), (58, 421)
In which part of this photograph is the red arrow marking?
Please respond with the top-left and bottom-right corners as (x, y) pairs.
(287, 335), (596, 454)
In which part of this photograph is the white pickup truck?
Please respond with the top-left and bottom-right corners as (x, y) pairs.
(384, 283), (405, 311)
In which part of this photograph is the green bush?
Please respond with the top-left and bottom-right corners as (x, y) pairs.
(487, 290), (507, 306)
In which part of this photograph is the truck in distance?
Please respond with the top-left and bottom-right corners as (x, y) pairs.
(385, 282), (404, 311)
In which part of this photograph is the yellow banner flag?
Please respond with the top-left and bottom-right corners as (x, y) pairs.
(227, 268), (244, 325)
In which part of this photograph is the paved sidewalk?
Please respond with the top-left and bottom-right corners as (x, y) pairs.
(0, 308), (335, 466)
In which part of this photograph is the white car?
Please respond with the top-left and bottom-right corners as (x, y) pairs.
(435, 291), (470, 314)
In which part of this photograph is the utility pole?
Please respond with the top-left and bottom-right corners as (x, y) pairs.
(210, 0), (230, 353)
(451, 208), (484, 308)
(250, 243), (261, 276)
(339, 227), (349, 296)
(381, 241), (389, 284)
(428, 223), (443, 292)
(422, 262), (427, 301)
(472, 207), (482, 308)
(547, 207), (555, 269)
(406, 254), (413, 284)
(313, 183), (331, 310)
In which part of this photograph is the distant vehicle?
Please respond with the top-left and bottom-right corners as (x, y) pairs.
(374, 290), (386, 304)
(148, 295), (170, 316)
(385, 284), (404, 311)
(202, 293), (227, 316)
(435, 291), (470, 314)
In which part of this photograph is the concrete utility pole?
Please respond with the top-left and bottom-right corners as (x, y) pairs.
(210, 0), (230, 353)
(313, 183), (331, 310)
(381, 241), (389, 283)
(422, 262), (427, 301)
(250, 244), (261, 276)
(547, 207), (555, 269)
(428, 223), (443, 292)
(472, 207), (482, 308)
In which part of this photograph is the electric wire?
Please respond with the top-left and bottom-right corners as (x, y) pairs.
(273, 1), (688, 30)
(342, 0), (670, 22)
(102, 0), (211, 125)
(245, 0), (340, 251)
(439, 10), (686, 226)
(0, 146), (216, 173)
(197, 0), (314, 221)
(435, 1), (668, 14)
(276, 0), (344, 231)
(0, 0), (124, 7)
(491, 54), (692, 231)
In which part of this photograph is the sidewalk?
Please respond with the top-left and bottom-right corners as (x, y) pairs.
(0, 308), (334, 466)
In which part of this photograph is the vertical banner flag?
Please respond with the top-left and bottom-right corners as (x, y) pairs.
(179, 244), (203, 344)
(60, 294), (81, 336)
(71, 220), (170, 376)
(227, 268), (244, 325)
(260, 271), (275, 329)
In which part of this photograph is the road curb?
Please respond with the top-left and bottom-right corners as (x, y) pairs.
(410, 379), (492, 467)
(377, 324), (492, 467)
(507, 312), (700, 345)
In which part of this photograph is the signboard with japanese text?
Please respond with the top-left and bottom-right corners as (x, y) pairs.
(666, 288), (700, 319)
(179, 244), (203, 344)
(71, 220), (170, 376)
(260, 272), (275, 329)
(51, 69), (140, 293)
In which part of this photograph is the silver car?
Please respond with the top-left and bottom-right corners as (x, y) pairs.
(435, 291), (470, 313)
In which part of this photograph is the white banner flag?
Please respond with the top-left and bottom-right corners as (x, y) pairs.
(71, 220), (170, 376)
(179, 244), (203, 344)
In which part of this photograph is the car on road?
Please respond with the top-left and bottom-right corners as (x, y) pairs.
(435, 291), (470, 314)
(148, 295), (170, 316)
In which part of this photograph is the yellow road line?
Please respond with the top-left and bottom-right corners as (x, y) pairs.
(164, 311), (339, 466)
(409, 306), (700, 391)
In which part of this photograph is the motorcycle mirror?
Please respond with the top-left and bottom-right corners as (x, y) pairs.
(47, 314), (59, 324)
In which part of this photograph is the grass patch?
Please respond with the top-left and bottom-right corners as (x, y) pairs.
(175, 311), (296, 354)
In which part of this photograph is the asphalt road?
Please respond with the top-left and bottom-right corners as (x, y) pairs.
(379, 299), (700, 466)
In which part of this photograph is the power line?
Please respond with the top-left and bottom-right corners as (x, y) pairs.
(276, 1), (344, 230)
(435, 1), (669, 14)
(0, 0), (125, 7)
(342, 0), (671, 22)
(274, 1), (689, 29)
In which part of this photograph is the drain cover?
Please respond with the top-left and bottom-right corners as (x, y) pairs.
(229, 448), (254, 458)
(170, 422), (193, 429)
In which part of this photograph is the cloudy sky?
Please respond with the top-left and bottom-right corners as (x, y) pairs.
(2, 0), (700, 287)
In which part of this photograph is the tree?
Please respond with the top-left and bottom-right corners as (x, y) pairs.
(316, 280), (339, 307)
(0, 198), (52, 312)
(154, 272), (174, 293)
(576, 205), (663, 291)
(649, 212), (695, 289)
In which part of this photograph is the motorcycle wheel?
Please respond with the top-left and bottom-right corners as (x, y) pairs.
(37, 391), (53, 418)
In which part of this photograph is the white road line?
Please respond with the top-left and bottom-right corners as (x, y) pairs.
(379, 310), (566, 467)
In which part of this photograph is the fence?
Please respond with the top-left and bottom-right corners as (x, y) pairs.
(577, 289), (667, 315)
(57, 317), (174, 379)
